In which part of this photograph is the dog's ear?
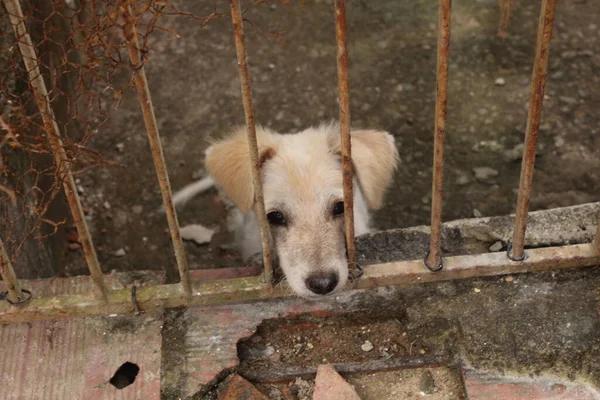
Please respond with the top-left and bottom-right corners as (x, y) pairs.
(329, 128), (399, 210)
(205, 127), (277, 213)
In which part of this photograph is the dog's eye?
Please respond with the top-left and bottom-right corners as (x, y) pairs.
(333, 201), (345, 216)
(267, 211), (286, 226)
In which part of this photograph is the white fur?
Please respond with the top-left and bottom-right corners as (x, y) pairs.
(172, 124), (399, 298)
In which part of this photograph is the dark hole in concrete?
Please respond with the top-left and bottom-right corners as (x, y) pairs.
(109, 362), (140, 389)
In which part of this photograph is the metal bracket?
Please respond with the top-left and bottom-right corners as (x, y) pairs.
(424, 251), (444, 272)
(131, 285), (142, 315)
(348, 263), (364, 282)
(506, 242), (526, 262)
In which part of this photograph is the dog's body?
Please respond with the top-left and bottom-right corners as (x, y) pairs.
(173, 123), (398, 298)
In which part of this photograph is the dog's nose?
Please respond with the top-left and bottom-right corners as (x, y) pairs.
(305, 273), (339, 295)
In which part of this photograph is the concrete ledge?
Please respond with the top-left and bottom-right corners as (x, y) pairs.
(357, 202), (599, 265)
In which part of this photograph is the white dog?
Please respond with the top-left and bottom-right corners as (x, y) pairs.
(172, 123), (398, 298)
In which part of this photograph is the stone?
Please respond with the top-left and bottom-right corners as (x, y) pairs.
(361, 341), (374, 352)
(494, 77), (506, 86)
(504, 143), (525, 162)
(489, 241), (504, 252)
(313, 365), (360, 400)
(180, 224), (215, 245)
(559, 96), (577, 104)
(419, 370), (436, 394)
(473, 167), (499, 181)
(114, 248), (126, 257)
(218, 374), (267, 400)
(456, 174), (471, 186)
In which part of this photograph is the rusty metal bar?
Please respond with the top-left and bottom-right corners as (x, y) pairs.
(3, 0), (108, 301)
(119, 2), (192, 296)
(509, 0), (557, 261)
(229, 0), (274, 285)
(425, 0), (452, 272)
(1, 243), (598, 324)
(0, 239), (23, 304)
(334, 0), (357, 277)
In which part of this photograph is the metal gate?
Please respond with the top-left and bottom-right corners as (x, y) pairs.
(0, 0), (599, 323)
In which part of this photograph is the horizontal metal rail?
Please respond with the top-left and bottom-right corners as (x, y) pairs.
(509, 0), (557, 261)
(119, 1), (192, 296)
(229, 0), (274, 285)
(1, 243), (598, 324)
(4, 0), (108, 301)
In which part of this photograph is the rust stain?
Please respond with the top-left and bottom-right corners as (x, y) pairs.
(229, 0), (274, 285)
(119, 1), (192, 296)
(334, 0), (357, 277)
(1, 244), (598, 324)
(426, 0), (452, 271)
(510, 0), (557, 260)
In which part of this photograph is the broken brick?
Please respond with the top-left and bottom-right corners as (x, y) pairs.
(218, 374), (267, 400)
(313, 364), (361, 400)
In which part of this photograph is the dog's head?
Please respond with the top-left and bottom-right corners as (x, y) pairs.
(205, 124), (398, 298)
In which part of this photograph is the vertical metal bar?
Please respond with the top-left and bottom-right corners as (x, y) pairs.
(0, 239), (23, 303)
(229, 0), (273, 285)
(333, 0), (357, 277)
(425, 0), (452, 272)
(3, 0), (108, 301)
(509, 0), (557, 261)
(119, 2), (192, 296)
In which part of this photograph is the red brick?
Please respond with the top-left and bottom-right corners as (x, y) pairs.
(314, 364), (361, 400)
(0, 272), (164, 400)
(218, 374), (267, 400)
(178, 294), (362, 397)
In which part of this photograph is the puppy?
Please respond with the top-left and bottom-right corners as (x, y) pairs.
(173, 123), (399, 298)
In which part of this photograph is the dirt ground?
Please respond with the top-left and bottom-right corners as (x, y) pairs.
(233, 268), (599, 399)
(182, 266), (598, 399)
(64, 0), (600, 279)
(253, 367), (465, 400)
